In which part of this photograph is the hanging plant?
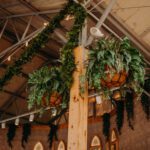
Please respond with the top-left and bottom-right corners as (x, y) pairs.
(28, 66), (67, 109)
(86, 38), (145, 93)
(48, 124), (58, 148)
(7, 124), (17, 148)
(21, 123), (31, 148)
(125, 89), (134, 129)
(102, 113), (110, 140)
(141, 79), (150, 119)
(27, 1), (87, 109)
(115, 101), (124, 134)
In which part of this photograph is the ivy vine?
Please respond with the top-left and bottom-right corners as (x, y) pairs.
(0, 0), (87, 94)
(27, 0), (87, 108)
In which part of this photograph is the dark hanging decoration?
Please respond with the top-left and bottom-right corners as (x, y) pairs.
(102, 113), (111, 140)
(125, 89), (134, 129)
(48, 124), (58, 148)
(141, 79), (150, 119)
(115, 101), (124, 134)
(21, 123), (31, 148)
(7, 124), (17, 148)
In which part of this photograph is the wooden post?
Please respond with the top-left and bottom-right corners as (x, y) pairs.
(67, 46), (88, 150)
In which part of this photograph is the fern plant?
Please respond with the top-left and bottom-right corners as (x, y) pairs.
(87, 37), (145, 93)
(28, 66), (68, 109)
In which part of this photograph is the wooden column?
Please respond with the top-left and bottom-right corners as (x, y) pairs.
(67, 46), (88, 150)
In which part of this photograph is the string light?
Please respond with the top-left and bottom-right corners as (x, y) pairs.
(29, 114), (34, 122)
(43, 22), (48, 26)
(96, 95), (102, 104)
(7, 56), (11, 61)
(1, 122), (6, 129)
(65, 15), (74, 21)
(15, 118), (20, 126)
(51, 108), (57, 117)
(25, 41), (28, 47)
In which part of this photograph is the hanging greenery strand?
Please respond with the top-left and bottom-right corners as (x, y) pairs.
(0, 0), (86, 92)
(125, 90), (134, 130)
(21, 123), (31, 148)
(27, 0), (87, 108)
(7, 124), (17, 148)
(102, 113), (111, 140)
(141, 79), (150, 119)
(115, 101), (124, 134)
(48, 124), (58, 148)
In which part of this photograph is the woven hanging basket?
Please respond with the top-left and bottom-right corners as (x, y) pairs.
(101, 66), (127, 89)
(42, 92), (62, 106)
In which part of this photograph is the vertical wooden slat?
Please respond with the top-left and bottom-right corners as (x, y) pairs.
(67, 46), (88, 150)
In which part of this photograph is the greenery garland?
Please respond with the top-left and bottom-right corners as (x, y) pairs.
(141, 79), (150, 119)
(0, 0), (86, 93)
(102, 113), (110, 140)
(21, 123), (31, 148)
(7, 124), (17, 148)
(115, 101), (124, 134)
(125, 90), (134, 129)
(27, 0), (87, 108)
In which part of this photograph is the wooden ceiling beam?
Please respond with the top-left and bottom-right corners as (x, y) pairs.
(3, 89), (26, 100)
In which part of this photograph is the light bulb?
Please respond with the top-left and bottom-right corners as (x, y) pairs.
(1, 122), (6, 129)
(29, 114), (34, 122)
(51, 108), (57, 117)
(65, 15), (74, 21)
(96, 95), (102, 104)
(7, 56), (11, 61)
(25, 41), (28, 47)
(15, 118), (19, 126)
(43, 22), (48, 26)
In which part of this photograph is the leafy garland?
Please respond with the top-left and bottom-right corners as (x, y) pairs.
(102, 113), (110, 140)
(7, 124), (17, 148)
(21, 123), (31, 148)
(0, 0), (86, 92)
(125, 89), (134, 129)
(141, 79), (150, 119)
(48, 124), (58, 148)
(115, 101), (124, 134)
(28, 0), (87, 108)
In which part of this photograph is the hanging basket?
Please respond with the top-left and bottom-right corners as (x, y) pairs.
(101, 66), (127, 89)
(42, 92), (62, 106)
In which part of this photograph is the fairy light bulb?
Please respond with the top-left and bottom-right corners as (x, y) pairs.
(29, 114), (34, 122)
(1, 122), (6, 129)
(15, 118), (20, 126)
(7, 56), (11, 61)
